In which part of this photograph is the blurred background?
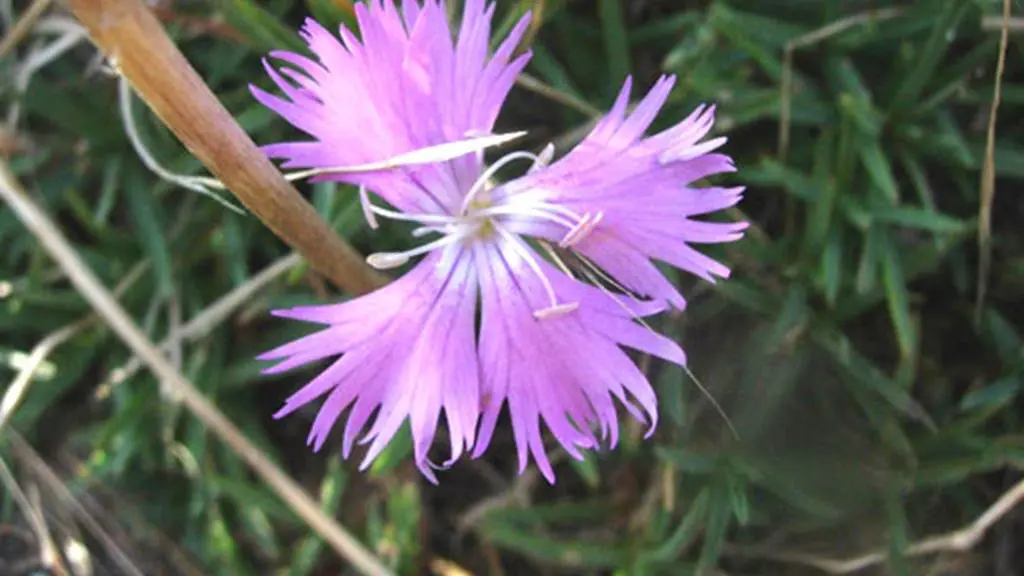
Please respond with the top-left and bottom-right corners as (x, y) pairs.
(2, 0), (1022, 574)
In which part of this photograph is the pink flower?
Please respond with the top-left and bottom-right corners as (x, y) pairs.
(254, 0), (746, 483)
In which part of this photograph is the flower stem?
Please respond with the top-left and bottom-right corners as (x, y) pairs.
(68, 0), (387, 295)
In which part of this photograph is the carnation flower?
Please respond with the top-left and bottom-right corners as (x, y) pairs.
(253, 0), (746, 483)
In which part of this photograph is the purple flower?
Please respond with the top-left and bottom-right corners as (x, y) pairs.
(254, 0), (747, 483)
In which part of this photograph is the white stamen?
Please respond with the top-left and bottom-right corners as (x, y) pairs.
(559, 211), (604, 247)
(411, 226), (442, 238)
(366, 253), (409, 270)
(577, 252), (640, 303)
(462, 129), (493, 163)
(359, 186), (379, 230)
(559, 212), (592, 247)
(533, 302), (579, 320)
(285, 131), (528, 181)
(391, 131), (527, 165)
(495, 225), (577, 317)
(498, 194), (584, 219)
(337, 144), (607, 317)
(478, 204), (579, 229)
(369, 205), (454, 225)
(460, 150), (544, 216)
(539, 241), (577, 280)
(365, 234), (464, 270)
(530, 143), (556, 173)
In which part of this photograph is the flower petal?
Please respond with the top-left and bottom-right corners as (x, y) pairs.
(252, 2), (532, 214)
(498, 76), (747, 307)
(473, 237), (682, 483)
(262, 251), (480, 482)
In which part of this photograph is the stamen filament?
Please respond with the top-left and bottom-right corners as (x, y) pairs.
(576, 254), (647, 308)
(369, 205), (454, 225)
(539, 241), (577, 280)
(411, 226), (443, 238)
(477, 204), (578, 229)
(460, 151), (543, 216)
(345, 141), (603, 324)
(560, 211), (603, 247)
(496, 197), (583, 221)
(495, 225), (577, 320)
(366, 233), (464, 270)
(534, 302), (580, 319)
(358, 186), (457, 232)
(559, 212), (592, 247)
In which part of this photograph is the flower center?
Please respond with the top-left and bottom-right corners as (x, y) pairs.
(360, 146), (604, 319)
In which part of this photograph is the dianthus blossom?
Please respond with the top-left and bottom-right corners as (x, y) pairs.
(253, 0), (746, 483)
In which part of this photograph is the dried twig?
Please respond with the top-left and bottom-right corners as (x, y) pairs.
(513, 72), (601, 118)
(97, 252), (304, 395)
(974, 0), (1011, 322)
(0, 319), (88, 433)
(4, 13), (88, 128)
(516, 0), (546, 55)
(456, 468), (540, 533)
(0, 162), (394, 576)
(54, 448), (205, 576)
(7, 431), (146, 576)
(981, 15), (1024, 33)
(0, 0), (54, 58)
(117, 76), (245, 214)
(67, 0), (385, 295)
(0, 454), (68, 575)
(725, 475), (1024, 574)
(456, 453), (569, 534)
(0, 260), (148, 433)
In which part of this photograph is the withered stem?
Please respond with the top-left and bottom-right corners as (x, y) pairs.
(69, 0), (386, 295)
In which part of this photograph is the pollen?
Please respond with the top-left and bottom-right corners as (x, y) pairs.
(473, 217), (497, 240)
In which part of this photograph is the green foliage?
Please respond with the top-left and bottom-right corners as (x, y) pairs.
(2, 0), (1021, 574)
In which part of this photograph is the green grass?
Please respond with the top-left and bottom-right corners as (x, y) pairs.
(2, 0), (1022, 574)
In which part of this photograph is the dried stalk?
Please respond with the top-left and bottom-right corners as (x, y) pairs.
(7, 431), (145, 576)
(67, 0), (385, 295)
(975, 0), (1011, 321)
(0, 161), (394, 576)
(724, 476), (1024, 574)
(98, 252), (304, 394)
(981, 15), (1024, 32)
(1, 259), (149, 433)
(0, 455), (68, 575)
(0, 0), (55, 58)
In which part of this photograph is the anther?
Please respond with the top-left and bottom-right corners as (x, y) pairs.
(529, 143), (556, 173)
(559, 211), (604, 248)
(359, 186), (379, 230)
(366, 253), (409, 270)
(365, 234), (466, 270)
(533, 302), (580, 320)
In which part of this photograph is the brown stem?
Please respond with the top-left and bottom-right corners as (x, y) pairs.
(68, 0), (386, 295)
(149, 6), (253, 44)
